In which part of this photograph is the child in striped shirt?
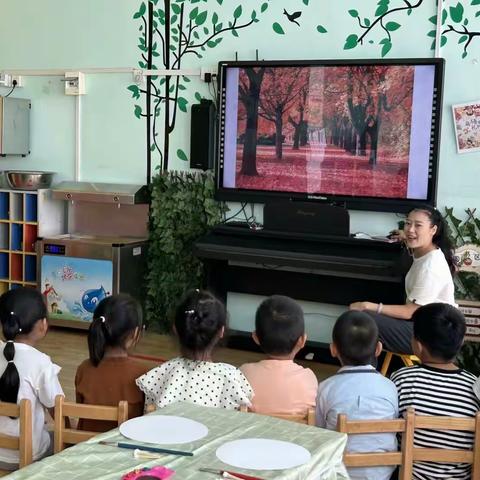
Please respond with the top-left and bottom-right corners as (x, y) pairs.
(391, 303), (479, 480)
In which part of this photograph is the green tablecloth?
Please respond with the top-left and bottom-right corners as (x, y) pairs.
(4, 402), (349, 480)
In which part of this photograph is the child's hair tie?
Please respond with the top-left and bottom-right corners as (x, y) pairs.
(185, 309), (195, 315)
(7, 360), (14, 364)
(18, 328), (22, 333)
(10, 311), (14, 316)
(6, 340), (14, 344)
(100, 316), (106, 323)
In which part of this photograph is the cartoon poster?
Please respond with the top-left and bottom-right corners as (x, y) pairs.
(452, 102), (480, 153)
(41, 256), (113, 322)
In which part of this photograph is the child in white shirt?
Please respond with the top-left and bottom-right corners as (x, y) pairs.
(137, 289), (252, 410)
(0, 287), (64, 469)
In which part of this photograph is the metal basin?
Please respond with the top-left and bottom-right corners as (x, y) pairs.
(5, 171), (55, 190)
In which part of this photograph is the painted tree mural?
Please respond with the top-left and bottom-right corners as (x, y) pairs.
(429, 1), (480, 59)
(343, 0), (425, 57)
(128, 0), (271, 177)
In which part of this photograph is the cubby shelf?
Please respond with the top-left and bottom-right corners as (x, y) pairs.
(0, 190), (38, 294)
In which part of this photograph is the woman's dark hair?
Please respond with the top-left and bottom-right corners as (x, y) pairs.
(255, 295), (304, 356)
(408, 205), (456, 276)
(174, 289), (226, 358)
(413, 303), (465, 361)
(0, 287), (47, 403)
(88, 294), (143, 367)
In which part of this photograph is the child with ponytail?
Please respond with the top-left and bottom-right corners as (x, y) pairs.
(136, 289), (252, 410)
(75, 294), (150, 432)
(0, 287), (63, 470)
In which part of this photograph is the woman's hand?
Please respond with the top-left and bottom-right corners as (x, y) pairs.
(349, 301), (377, 312)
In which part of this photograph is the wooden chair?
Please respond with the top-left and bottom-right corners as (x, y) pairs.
(337, 408), (414, 480)
(0, 399), (32, 470)
(380, 352), (420, 376)
(54, 395), (128, 453)
(337, 408), (480, 479)
(239, 405), (316, 426)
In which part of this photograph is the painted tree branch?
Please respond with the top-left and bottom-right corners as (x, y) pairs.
(442, 24), (480, 55)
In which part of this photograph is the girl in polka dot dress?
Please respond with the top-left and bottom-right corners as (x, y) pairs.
(136, 289), (253, 410)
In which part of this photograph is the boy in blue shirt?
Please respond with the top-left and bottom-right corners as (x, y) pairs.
(316, 311), (398, 480)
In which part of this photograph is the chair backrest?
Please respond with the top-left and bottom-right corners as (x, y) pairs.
(337, 408), (480, 480)
(0, 399), (32, 469)
(239, 405), (316, 426)
(54, 395), (128, 453)
(336, 408), (413, 480)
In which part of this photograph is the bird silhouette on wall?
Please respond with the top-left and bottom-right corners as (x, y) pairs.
(283, 9), (302, 26)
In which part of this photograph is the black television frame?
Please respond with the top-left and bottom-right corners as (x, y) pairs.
(215, 58), (445, 213)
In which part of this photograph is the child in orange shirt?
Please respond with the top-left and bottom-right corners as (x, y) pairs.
(75, 294), (150, 431)
(240, 295), (318, 415)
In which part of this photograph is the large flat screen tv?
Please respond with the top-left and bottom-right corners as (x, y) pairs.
(215, 58), (444, 213)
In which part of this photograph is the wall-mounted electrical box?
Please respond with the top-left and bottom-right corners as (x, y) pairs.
(65, 71), (85, 96)
(0, 97), (30, 157)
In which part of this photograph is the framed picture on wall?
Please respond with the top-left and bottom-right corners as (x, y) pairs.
(452, 101), (480, 153)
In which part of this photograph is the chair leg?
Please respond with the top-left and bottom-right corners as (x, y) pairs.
(402, 355), (414, 367)
(380, 352), (393, 376)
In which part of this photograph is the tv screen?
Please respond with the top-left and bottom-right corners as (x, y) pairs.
(216, 59), (444, 212)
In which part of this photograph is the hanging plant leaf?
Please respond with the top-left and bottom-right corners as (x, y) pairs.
(195, 11), (208, 26)
(177, 97), (188, 112)
(128, 85), (141, 100)
(348, 9), (359, 18)
(449, 3), (464, 23)
(233, 5), (242, 19)
(385, 21), (401, 31)
(133, 2), (146, 19)
(316, 25), (327, 33)
(212, 12), (218, 24)
(134, 105), (143, 119)
(272, 22), (285, 35)
(344, 33), (358, 49)
(189, 6), (199, 20)
(261, 2), (268, 13)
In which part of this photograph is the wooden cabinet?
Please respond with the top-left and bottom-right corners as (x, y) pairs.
(0, 189), (38, 294)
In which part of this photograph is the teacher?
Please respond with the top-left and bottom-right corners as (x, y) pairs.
(349, 205), (456, 354)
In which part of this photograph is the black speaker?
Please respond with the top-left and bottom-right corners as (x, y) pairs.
(190, 99), (216, 170)
(263, 202), (350, 236)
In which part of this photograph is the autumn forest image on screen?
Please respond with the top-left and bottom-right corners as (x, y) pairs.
(235, 65), (415, 198)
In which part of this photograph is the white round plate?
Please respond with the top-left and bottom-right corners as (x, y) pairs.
(216, 438), (311, 470)
(119, 415), (208, 445)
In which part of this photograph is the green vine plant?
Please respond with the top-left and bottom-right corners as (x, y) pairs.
(444, 207), (480, 374)
(429, 1), (480, 59)
(272, 0), (327, 36)
(128, 0), (270, 175)
(344, 0), (424, 57)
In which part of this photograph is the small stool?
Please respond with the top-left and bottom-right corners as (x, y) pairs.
(380, 351), (420, 376)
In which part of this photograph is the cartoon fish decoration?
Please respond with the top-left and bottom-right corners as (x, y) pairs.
(81, 285), (107, 313)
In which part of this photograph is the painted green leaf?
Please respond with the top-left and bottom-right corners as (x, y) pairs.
(381, 40), (392, 57)
(472, 0), (480, 5)
(212, 12), (218, 24)
(476, 10), (480, 17)
(316, 25), (327, 33)
(134, 105), (142, 119)
(442, 9), (448, 24)
(215, 22), (223, 32)
(216, 0), (223, 4)
(195, 92), (203, 102)
(303, 0), (309, 5)
(189, 6), (199, 20)
(375, 4), (389, 16)
(133, 2), (146, 19)
(170, 15), (177, 24)
(449, 3), (464, 23)
(385, 21), (401, 31)
(233, 5), (242, 19)
(251, 10), (257, 20)
(441, 35), (447, 47)
(407, 8), (412, 15)
(464, 18), (469, 25)
(127, 85), (140, 100)
(171, 3), (181, 14)
(183, 76), (191, 83)
(272, 22), (285, 35)
(348, 9), (359, 18)
(151, 144), (156, 152)
(458, 35), (468, 43)
(429, 15), (437, 25)
(261, 2), (268, 13)
(343, 33), (358, 50)
(193, 30), (200, 39)
(364, 18), (371, 27)
(203, 26), (209, 34)
(207, 40), (217, 47)
(178, 84), (186, 90)
(177, 97), (188, 113)
(231, 29), (239, 37)
(462, 51), (468, 58)
(427, 30), (436, 37)
(195, 11), (208, 25)
(177, 149), (188, 161)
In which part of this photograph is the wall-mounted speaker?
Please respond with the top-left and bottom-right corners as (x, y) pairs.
(190, 99), (216, 170)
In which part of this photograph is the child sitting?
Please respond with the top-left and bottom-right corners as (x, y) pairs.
(240, 295), (317, 414)
(316, 310), (398, 480)
(75, 294), (150, 432)
(0, 287), (64, 470)
(136, 289), (252, 410)
(391, 303), (479, 480)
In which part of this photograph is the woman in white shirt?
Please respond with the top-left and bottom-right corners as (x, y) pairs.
(137, 289), (252, 410)
(0, 287), (64, 470)
(350, 206), (456, 354)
